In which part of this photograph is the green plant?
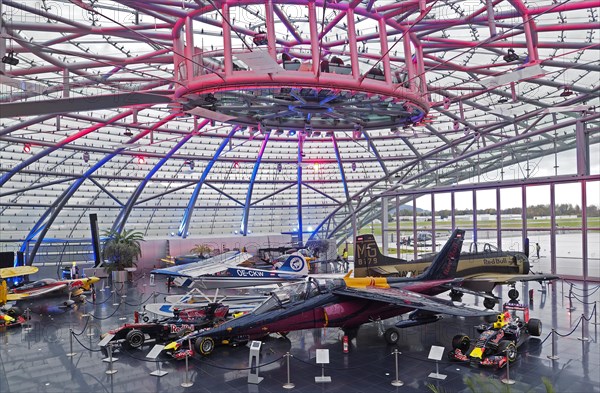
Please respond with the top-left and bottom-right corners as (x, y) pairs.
(102, 229), (144, 273)
(190, 244), (212, 258)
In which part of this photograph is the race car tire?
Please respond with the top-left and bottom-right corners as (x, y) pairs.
(508, 288), (519, 301)
(125, 329), (145, 349)
(6, 307), (21, 318)
(451, 334), (470, 352)
(527, 318), (542, 337)
(384, 327), (400, 345)
(195, 337), (215, 355)
(498, 340), (517, 363)
(483, 297), (497, 310)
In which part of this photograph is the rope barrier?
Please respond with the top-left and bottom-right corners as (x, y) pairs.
(196, 353), (286, 371)
(554, 317), (583, 337)
(71, 315), (90, 336)
(563, 280), (600, 295)
(87, 301), (123, 321)
(71, 331), (103, 352)
(290, 351), (394, 370)
(581, 304), (597, 321)
(86, 292), (114, 305)
(570, 292), (599, 305)
(123, 292), (155, 307)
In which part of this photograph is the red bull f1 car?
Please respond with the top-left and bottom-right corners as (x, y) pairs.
(101, 303), (229, 350)
(448, 302), (541, 368)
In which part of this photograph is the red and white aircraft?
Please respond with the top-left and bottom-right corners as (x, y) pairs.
(10, 276), (100, 306)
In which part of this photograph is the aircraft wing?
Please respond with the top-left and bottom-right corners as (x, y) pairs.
(461, 272), (559, 285)
(151, 251), (254, 277)
(332, 286), (495, 318)
(0, 266), (39, 278)
(12, 284), (68, 298)
(6, 293), (29, 301)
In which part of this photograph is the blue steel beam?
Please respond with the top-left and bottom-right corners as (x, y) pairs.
(21, 147), (128, 265)
(178, 126), (239, 237)
(112, 119), (209, 234)
(361, 130), (389, 177)
(19, 115), (177, 265)
(331, 134), (351, 202)
(0, 110), (135, 187)
(240, 132), (271, 235)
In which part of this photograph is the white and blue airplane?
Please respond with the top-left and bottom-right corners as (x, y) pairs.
(151, 251), (309, 290)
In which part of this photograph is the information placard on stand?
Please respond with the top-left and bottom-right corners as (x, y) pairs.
(147, 345), (168, 377)
(315, 349), (332, 383)
(427, 345), (447, 380)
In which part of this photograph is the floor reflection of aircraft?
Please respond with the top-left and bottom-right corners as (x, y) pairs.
(11, 276), (99, 307)
(165, 229), (498, 356)
(355, 234), (557, 308)
(151, 251), (309, 290)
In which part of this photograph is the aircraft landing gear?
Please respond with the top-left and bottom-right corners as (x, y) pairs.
(483, 296), (497, 310)
(508, 287), (520, 301)
(384, 327), (401, 345)
(449, 290), (463, 302)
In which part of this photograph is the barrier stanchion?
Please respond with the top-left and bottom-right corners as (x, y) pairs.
(86, 314), (95, 337)
(153, 291), (157, 304)
(105, 344), (118, 375)
(283, 352), (294, 389)
(67, 329), (76, 357)
(547, 329), (559, 360)
(501, 351), (515, 385)
(592, 302), (599, 326)
(578, 313), (589, 342)
(181, 339), (193, 388)
(23, 308), (32, 332)
(112, 288), (119, 306)
(119, 298), (127, 321)
(391, 348), (404, 387)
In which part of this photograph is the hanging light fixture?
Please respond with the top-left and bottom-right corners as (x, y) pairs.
(23, 143), (31, 153)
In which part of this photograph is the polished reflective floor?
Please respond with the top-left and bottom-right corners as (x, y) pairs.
(1, 270), (598, 393)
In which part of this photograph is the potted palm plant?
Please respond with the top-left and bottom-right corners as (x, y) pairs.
(102, 229), (144, 283)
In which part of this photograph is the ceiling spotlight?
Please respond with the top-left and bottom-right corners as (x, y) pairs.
(288, 130), (296, 137)
(1, 51), (19, 66)
(503, 48), (519, 63)
(124, 128), (133, 137)
(560, 87), (573, 97)
(83, 151), (90, 163)
(352, 162), (357, 171)
(23, 143), (31, 153)
(137, 156), (146, 164)
(275, 129), (284, 136)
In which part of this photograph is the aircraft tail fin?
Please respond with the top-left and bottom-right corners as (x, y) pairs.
(417, 229), (465, 281)
(276, 253), (309, 276)
(355, 234), (409, 276)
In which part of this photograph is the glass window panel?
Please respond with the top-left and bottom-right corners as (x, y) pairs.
(555, 183), (582, 230)
(556, 231), (584, 277)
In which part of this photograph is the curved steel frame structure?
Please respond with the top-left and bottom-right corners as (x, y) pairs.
(0, 0), (597, 265)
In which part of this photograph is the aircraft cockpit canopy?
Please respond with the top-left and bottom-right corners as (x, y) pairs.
(254, 278), (333, 314)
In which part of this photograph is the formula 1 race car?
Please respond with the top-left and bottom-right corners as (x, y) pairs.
(0, 307), (26, 328)
(448, 302), (541, 368)
(101, 303), (229, 350)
